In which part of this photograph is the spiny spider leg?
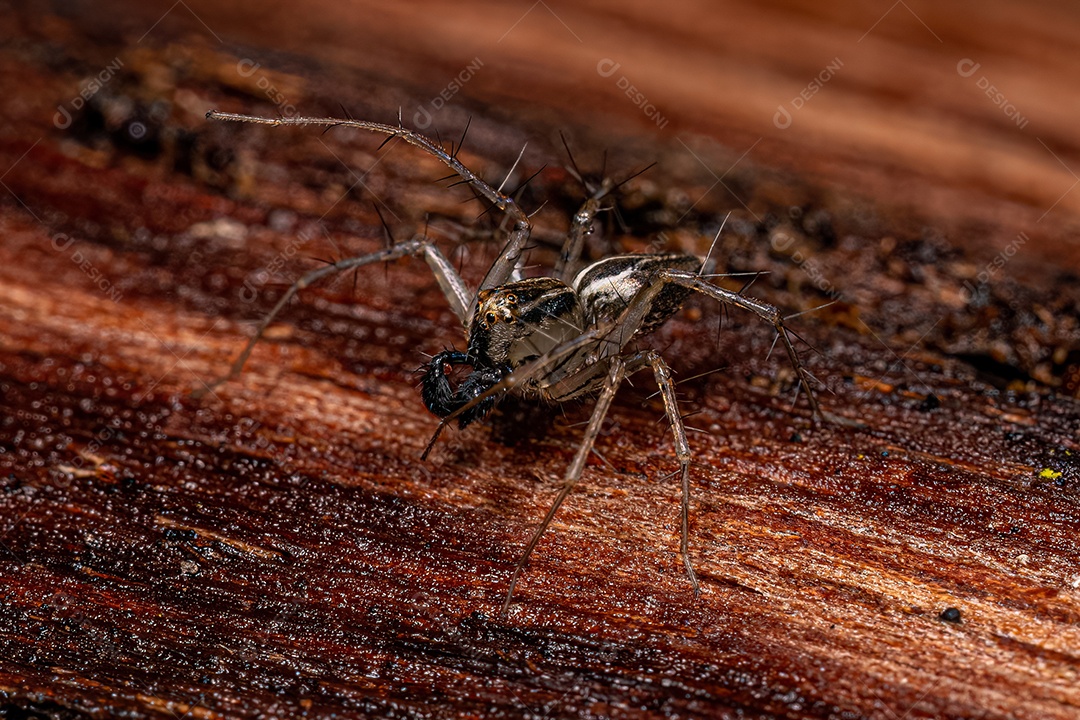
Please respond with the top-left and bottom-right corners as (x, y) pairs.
(194, 236), (469, 398)
(497, 348), (697, 616)
(595, 268), (822, 421)
(206, 111), (532, 314)
(553, 142), (651, 283)
(501, 356), (628, 617)
(554, 196), (605, 283)
(658, 269), (823, 421)
(644, 351), (699, 597)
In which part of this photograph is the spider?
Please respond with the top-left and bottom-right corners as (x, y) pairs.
(202, 109), (823, 617)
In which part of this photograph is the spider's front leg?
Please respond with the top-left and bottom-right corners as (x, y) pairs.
(206, 111), (538, 321)
(195, 236), (470, 398)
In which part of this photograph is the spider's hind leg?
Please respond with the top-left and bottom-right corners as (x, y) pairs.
(195, 235), (470, 398)
(658, 269), (823, 421)
(607, 267), (823, 422)
(554, 137), (655, 284)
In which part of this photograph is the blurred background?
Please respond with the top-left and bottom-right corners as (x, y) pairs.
(12, 0), (1080, 256)
(5, 0), (1079, 390)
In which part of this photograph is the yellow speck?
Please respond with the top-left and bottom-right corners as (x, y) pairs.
(1038, 468), (1063, 480)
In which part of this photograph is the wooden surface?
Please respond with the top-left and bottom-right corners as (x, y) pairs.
(1, 2), (1079, 718)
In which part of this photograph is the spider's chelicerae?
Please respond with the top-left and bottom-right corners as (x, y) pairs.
(203, 110), (823, 617)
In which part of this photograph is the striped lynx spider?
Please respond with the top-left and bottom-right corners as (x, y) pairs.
(203, 109), (822, 617)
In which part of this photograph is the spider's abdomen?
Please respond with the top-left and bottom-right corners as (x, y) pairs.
(468, 277), (584, 369)
(573, 254), (699, 334)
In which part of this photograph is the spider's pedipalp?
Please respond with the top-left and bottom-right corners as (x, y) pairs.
(421, 350), (508, 429)
(426, 324), (610, 436)
(420, 350), (468, 417)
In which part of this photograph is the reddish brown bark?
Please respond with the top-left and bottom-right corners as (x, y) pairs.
(1, 3), (1078, 719)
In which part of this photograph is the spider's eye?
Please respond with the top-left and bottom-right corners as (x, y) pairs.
(485, 312), (497, 325)
(506, 294), (517, 304)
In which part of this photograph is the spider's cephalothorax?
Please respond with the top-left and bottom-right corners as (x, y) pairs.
(203, 109), (824, 618)
(421, 254), (700, 428)
(421, 276), (580, 428)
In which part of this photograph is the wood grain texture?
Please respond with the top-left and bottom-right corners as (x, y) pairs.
(1, 2), (1079, 719)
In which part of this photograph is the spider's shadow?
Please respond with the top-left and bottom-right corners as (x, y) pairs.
(484, 395), (562, 447)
